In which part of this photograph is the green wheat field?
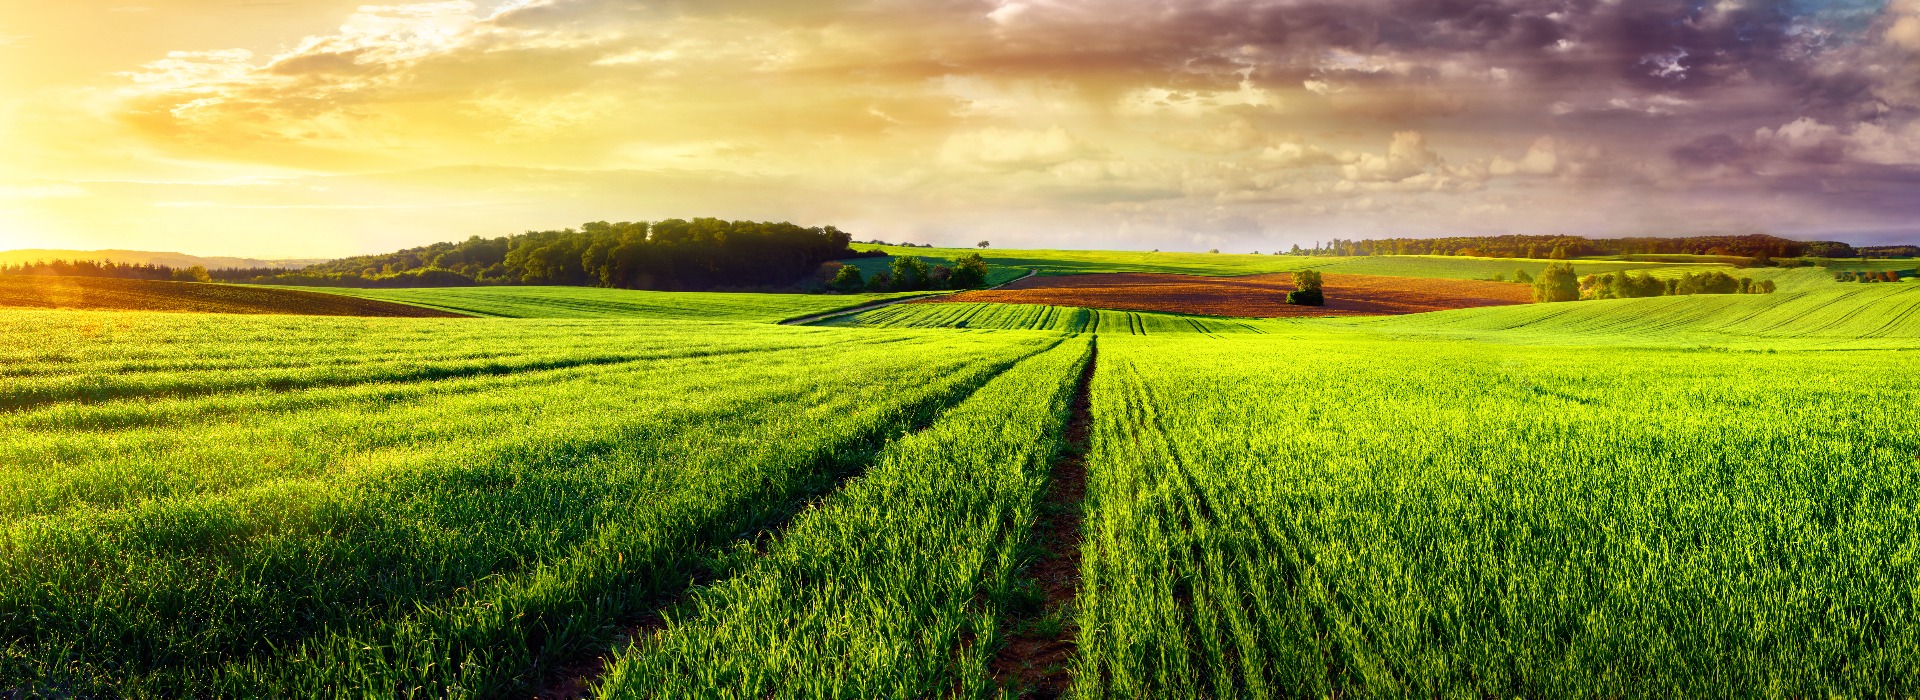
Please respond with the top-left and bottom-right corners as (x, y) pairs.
(5, 252), (1919, 698)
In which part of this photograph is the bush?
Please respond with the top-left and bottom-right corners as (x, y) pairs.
(889, 256), (931, 291)
(1286, 289), (1324, 306)
(1292, 269), (1323, 292)
(1532, 262), (1579, 302)
(948, 253), (990, 289)
(1513, 268), (1534, 284)
(829, 264), (865, 293)
(866, 271), (893, 292)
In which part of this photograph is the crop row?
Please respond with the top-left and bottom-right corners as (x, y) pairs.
(1072, 332), (1920, 697)
(0, 312), (1056, 696)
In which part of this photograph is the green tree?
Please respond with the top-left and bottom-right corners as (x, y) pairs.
(977, 241), (990, 249)
(829, 265), (865, 292)
(1513, 268), (1534, 284)
(1532, 262), (1579, 302)
(866, 271), (893, 292)
(1287, 269), (1324, 305)
(889, 256), (930, 291)
(948, 253), (990, 289)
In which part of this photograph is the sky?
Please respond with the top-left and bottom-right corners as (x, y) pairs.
(1, 0), (1918, 258)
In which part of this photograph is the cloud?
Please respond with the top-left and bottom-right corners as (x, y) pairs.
(1889, 0), (1920, 51)
(939, 126), (1091, 171)
(1342, 131), (1440, 182)
(1491, 137), (1560, 177)
(0, 185), (88, 199)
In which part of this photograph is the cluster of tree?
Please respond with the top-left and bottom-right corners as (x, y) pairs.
(855, 239), (936, 249)
(1533, 263), (1775, 302)
(1860, 245), (1920, 257)
(1836, 270), (1910, 283)
(1288, 234), (1879, 260)
(244, 219), (875, 291)
(1287, 269), (1324, 306)
(0, 259), (231, 283)
(826, 254), (991, 293)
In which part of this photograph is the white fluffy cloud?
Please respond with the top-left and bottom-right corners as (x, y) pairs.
(1342, 131), (1440, 182)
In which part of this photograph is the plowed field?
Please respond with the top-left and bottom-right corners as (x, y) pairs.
(922, 272), (1532, 317)
(0, 276), (462, 317)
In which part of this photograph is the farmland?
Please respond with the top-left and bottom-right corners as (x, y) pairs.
(286, 285), (927, 321)
(0, 276), (458, 317)
(6, 255), (1920, 698)
(926, 272), (1532, 317)
(858, 245), (1697, 280)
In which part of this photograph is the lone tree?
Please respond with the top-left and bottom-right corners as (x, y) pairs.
(977, 241), (991, 249)
(828, 264), (864, 293)
(1287, 269), (1325, 306)
(1532, 262), (1580, 302)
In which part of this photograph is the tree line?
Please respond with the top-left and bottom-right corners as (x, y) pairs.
(0, 260), (286, 283)
(1836, 270), (1912, 283)
(824, 254), (991, 293)
(267, 219), (876, 291)
(1287, 234), (1903, 260)
(1528, 264), (1776, 302)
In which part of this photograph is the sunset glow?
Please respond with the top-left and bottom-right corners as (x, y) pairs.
(2, 0), (1918, 257)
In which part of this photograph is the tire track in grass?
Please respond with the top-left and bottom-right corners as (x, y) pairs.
(528, 339), (1070, 700)
(989, 338), (1097, 698)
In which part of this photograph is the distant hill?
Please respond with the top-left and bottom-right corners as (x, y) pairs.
(0, 276), (460, 317)
(0, 249), (327, 270)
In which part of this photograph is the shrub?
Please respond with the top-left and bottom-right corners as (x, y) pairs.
(889, 256), (931, 291)
(1292, 269), (1323, 292)
(948, 253), (990, 289)
(829, 265), (865, 293)
(1513, 268), (1534, 284)
(1286, 289), (1324, 306)
(1532, 263), (1579, 302)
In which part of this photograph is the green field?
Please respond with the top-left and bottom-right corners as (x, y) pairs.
(287, 285), (926, 321)
(821, 302), (1271, 335)
(8, 255), (1920, 698)
(858, 245), (1692, 280)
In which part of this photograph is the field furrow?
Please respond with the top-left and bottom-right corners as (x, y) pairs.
(592, 338), (1092, 699)
(0, 314), (1055, 696)
(1071, 332), (1920, 698)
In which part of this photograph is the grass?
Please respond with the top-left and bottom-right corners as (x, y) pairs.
(11, 256), (1920, 698)
(857, 246), (1690, 280)
(818, 302), (1271, 335)
(286, 285), (928, 321)
(0, 310), (1056, 696)
(1072, 330), (1920, 698)
(1348, 278), (1920, 349)
(595, 337), (1091, 698)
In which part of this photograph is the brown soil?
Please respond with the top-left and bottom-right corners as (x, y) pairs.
(923, 272), (1532, 317)
(0, 276), (462, 317)
(989, 343), (1095, 698)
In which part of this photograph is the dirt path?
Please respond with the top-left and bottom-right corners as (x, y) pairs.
(989, 339), (1094, 698)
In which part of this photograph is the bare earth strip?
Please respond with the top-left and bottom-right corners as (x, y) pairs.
(0, 276), (464, 317)
(922, 272), (1534, 318)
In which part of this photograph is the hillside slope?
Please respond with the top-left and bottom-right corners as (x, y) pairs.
(1353, 280), (1920, 349)
(301, 285), (929, 322)
(0, 277), (460, 317)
